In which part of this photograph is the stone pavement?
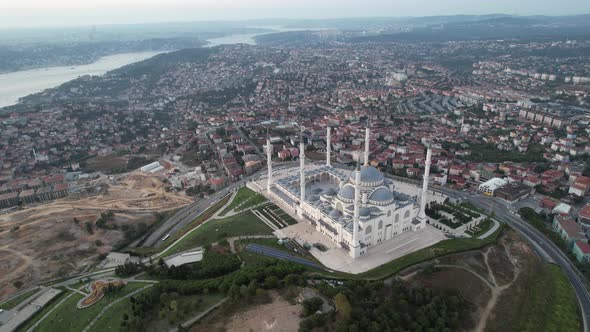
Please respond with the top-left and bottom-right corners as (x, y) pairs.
(278, 222), (446, 274)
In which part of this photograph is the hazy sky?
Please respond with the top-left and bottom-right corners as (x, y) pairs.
(2, 0), (590, 28)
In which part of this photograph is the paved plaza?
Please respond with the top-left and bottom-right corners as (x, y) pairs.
(276, 222), (446, 274)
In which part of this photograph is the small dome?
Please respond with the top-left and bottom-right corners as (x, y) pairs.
(329, 209), (342, 219)
(309, 195), (320, 202)
(359, 207), (371, 217)
(312, 188), (323, 195)
(369, 187), (394, 203)
(323, 187), (337, 196)
(337, 184), (355, 201)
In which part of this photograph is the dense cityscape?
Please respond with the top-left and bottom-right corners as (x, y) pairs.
(0, 9), (590, 332)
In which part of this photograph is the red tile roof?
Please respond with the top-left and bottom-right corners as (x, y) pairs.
(575, 241), (590, 255)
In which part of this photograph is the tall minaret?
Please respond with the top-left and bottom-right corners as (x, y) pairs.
(416, 144), (432, 227)
(326, 122), (332, 167)
(299, 129), (306, 215)
(364, 124), (370, 166)
(266, 128), (273, 192)
(351, 161), (361, 258)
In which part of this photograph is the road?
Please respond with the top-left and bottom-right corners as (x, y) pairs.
(426, 182), (590, 332)
(236, 126), (266, 161)
(467, 194), (590, 332)
(143, 161), (299, 247)
(144, 165), (590, 330)
(143, 171), (261, 247)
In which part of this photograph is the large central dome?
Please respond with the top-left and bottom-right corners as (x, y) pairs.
(349, 165), (384, 186)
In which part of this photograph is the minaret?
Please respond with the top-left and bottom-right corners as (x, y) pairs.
(266, 128), (272, 192)
(299, 129), (306, 216)
(326, 122), (332, 167)
(351, 161), (361, 258)
(416, 144), (432, 228)
(364, 124), (370, 166)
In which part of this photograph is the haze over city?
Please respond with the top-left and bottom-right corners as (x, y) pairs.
(1, 0), (590, 27)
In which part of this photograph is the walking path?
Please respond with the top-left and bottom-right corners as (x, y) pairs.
(218, 199), (271, 219)
(478, 219), (501, 240)
(475, 246), (521, 332)
(251, 209), (279, 231)
(26, 292), (76, 332)
(66, 285), (89, 297)
(431, 244), (521, 332)
(81, 284), (154, 332)
(168, 297), (229, 332)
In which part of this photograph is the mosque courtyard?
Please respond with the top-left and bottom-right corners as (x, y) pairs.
(275, 221), (446, 274)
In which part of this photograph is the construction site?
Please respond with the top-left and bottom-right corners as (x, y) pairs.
(0, 172), (192, 301)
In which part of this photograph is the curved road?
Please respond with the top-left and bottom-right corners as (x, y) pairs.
(143, 162), (299, 247)
(144, 167), (590, 330)
(386, 174), (590, 330)
(427, 182), (590, 332)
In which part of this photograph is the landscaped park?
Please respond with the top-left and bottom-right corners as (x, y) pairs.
(0, 184), (581, 332)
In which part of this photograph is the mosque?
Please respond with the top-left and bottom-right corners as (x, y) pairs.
(265, 123), (433, 259)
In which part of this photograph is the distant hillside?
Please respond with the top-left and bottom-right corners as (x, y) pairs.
(349, 15), (590, 43)
(0, 38), (207, 74)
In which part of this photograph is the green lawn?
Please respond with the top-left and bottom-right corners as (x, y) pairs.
(163, 210), (273, 257)
(220, 187), (266, 216)
(260, 204), (298, 226)
(466, 219), (495, 238)
(32, 282), (146, 332)
(0, 288), (40, 310)
(489, 263), (581, 332)
(125, 194), (233, 257)
(16, 290), (68, 332)
(89, 292), (224, 332)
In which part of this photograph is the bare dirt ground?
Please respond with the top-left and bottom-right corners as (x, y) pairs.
(406, 230), (528, 332)
(193, 291), (302, 332)
(0, 173), (191, 301)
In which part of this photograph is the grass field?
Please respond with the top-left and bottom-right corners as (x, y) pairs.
(89, 291), (224, 332)
(0, 288), (40, 310)
(163, 210), (273, 257)
(156, 194), (232, 250)
(220, 187), (267, 216)
(465, 219), (494, 238)
(488, 263), (581, 332)
(16, 290), (68, 332)
(32, 283), (146, 332)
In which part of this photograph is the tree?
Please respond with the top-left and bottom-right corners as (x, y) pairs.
(264, 276), (280, 289)
(302, 297), (324, 317)
(85, 221), (94, 234)
(334, 293), (352, 320)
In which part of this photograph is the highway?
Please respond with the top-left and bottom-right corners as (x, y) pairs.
(466, 194), (590, 332)
(142, 162), (297, 247)
(423, 182), (590, 332)
(143, 171), (260, 247)
(143, 165), (590, 330)
(386, 173), (590, 331)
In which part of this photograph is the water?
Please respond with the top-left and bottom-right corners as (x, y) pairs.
(0, 51), (164, 107)
(205, 33), (260, 47)
(204, 26), (317, 47)
(0, 26), (321, 108)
